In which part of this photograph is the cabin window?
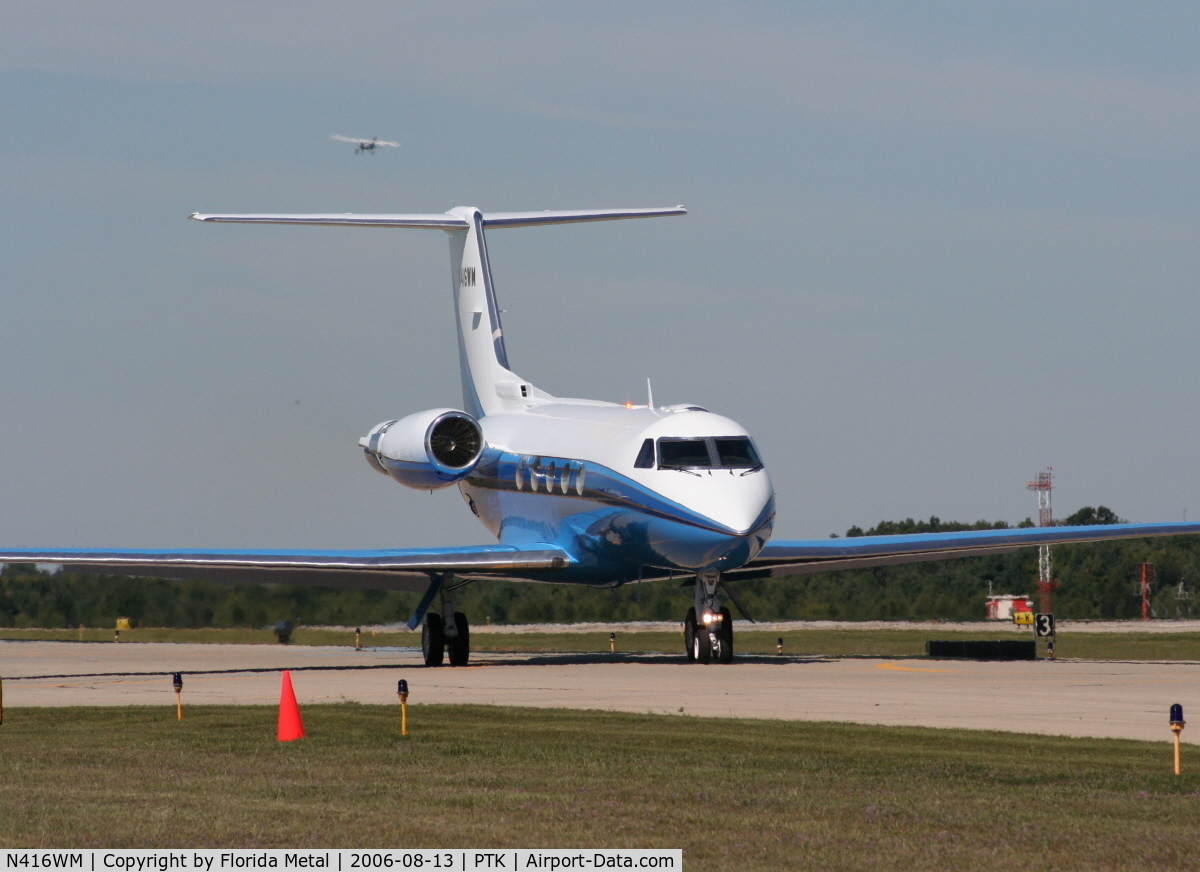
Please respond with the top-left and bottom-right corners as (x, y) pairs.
(657, 438), (712, 469)
(714, 437), (761, 469)
(633, 438), (655, 469)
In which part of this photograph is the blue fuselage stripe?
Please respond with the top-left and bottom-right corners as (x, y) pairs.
(461, 449), (775, 583)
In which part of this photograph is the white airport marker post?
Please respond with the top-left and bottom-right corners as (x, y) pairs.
(1171, 704), (1186, 775)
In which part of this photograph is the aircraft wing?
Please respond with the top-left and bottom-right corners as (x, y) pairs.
(728, 521), (1200, 579)
(0, 544), (570, 592)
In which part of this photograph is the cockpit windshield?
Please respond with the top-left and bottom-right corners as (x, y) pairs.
(655, 436), (762, 470)
(714, 437), (761, 469)
(657, 438), (712, 469)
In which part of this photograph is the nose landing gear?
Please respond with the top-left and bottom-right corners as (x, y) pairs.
(684, 572), (734, 664)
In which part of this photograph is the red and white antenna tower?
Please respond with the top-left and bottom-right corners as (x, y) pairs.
(1138, 563), (1155, 622)
(1026, 467), (1055, 613)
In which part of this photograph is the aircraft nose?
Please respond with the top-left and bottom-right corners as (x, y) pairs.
(705, 470), (774, 535)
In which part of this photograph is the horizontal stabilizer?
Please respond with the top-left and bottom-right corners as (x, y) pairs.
(190, 213), (469, 229)
(482, 207), (686, 227)
(189, 207), (686, 230)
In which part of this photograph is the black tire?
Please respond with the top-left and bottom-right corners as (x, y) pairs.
(422, 612), (445, 666)
(717, 606), (734, 664)
(448, 611), (470, 666)
(684, 608), (697, 663)
(693, 617), (713, 665)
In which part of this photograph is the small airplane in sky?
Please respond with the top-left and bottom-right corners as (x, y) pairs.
(6, 206), (1200, 667)
(331, 134), (399, 154)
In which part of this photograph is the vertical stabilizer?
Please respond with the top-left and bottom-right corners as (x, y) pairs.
(447, 207), (534, 417)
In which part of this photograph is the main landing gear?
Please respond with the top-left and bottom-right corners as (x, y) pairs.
(422, 576), (471, 666)
(684, 571), (733, 664)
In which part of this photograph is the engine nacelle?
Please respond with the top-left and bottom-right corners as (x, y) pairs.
(360, 408), (484, 489)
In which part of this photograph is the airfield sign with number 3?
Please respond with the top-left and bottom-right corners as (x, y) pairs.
(1035, 613), (1055, 638)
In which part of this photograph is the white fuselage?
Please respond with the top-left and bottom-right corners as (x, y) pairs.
(453, 398), (776, 583)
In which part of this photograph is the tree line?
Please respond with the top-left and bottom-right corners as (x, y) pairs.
(2, 507), (1195, 628)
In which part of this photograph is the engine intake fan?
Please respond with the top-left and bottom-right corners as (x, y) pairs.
(429, 414), (482, 468)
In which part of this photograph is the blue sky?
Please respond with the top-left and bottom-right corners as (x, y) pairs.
(2, 2), (1198, 548)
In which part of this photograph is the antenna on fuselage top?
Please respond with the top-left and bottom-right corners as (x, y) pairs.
(647, 378), (655, 409)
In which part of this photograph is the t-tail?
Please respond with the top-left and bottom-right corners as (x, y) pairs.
(190, 205), (686, 417)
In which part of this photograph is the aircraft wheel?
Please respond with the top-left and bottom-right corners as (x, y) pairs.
(422, 612), (445, 667)
(448, 611), (470, 666)
(717, 607), (734, 664)
(692, 617), (713, 665)
(684, 608), (697, 663)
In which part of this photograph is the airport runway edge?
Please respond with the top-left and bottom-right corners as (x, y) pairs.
(2, 640), (1196, 744)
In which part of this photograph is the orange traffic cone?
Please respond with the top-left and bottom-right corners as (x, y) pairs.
(277, 670), (305, 742)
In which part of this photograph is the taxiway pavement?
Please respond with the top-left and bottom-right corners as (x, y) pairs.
(2, 640), (1196, 744)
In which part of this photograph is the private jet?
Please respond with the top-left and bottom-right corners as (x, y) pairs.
(5, 206), (1199, 666)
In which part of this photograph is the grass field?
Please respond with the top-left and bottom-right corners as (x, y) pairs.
(4, 625), (1200, 660)
(1, 705), (1198, 870)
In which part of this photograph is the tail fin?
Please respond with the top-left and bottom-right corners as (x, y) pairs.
(446, 208), (523, 417)
(191, 206), (686, 417)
